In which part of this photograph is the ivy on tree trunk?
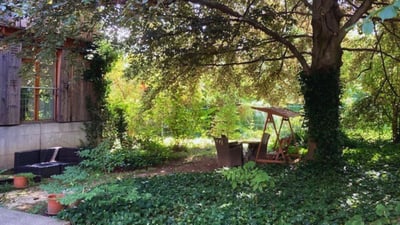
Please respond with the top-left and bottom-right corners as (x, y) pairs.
(298, 0), (345, 163)
(393, 100), (400, 143)
(300, 68), (342, 163)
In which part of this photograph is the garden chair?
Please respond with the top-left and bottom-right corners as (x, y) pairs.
(214, 135), (244, 167)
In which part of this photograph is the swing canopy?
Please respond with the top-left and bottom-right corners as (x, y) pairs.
(251, 106), (300, 119)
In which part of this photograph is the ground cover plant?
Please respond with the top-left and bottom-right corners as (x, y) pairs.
(51, 139), (400, 225)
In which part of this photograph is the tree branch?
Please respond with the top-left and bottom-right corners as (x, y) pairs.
(339, 0), (374, 40)
(186, 0), (242, 17)
(185, 0), (310, 72)
(243, 0), (257, 17)
(198, 53), (310, 67)
(299, 0), (312, 10)
(379, 21), (400, 40)
(344, 0), (359, 10)
(342, 47), (400, 62)
(375, 27), (400, 98)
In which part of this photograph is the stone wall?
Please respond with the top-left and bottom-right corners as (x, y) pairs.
(0, 122), (87, 169)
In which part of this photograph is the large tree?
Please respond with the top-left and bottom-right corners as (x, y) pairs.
(1, 0), (399, 163)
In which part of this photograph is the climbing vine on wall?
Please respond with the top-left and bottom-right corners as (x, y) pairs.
(83, 41), (118, 147)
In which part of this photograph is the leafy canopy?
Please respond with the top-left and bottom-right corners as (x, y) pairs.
(3, 0), (400, 161)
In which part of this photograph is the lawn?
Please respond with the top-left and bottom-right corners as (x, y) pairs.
(50, 140), (400, 225)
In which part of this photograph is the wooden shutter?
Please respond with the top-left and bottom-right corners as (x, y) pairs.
(57, 49), (92, 122)
(0, 45), (21, 125)
(56, 49), (71, 122)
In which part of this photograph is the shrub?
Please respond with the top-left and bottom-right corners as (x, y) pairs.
(346, 202), (400, 225)
(0, 183), (13, 193)
(40, 166), (93, 205)
(79, 139), (175, 172)
(79, 140), (124, 173)
(41, 165), (142, 207)
(220, 161), (275, 192)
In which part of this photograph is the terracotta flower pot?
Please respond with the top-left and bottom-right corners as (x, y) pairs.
(13, 176), (28, 188)
(47, 194), (64, 215)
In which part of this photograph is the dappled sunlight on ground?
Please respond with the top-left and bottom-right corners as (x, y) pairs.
(1, 186), (47, 212)
(0, 156), (220, 213)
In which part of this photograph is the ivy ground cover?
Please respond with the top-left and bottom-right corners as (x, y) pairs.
(59, 142), (400, 225)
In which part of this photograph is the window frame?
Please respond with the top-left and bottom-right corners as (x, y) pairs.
(20, 52), (62, 122)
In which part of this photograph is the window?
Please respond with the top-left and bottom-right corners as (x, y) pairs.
(20, 54), (60, 121)
(1, 34), (93, 125)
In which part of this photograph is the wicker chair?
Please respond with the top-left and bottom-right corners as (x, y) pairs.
(214, 135), (243, 167)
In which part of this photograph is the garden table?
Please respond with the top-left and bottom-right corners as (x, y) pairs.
(240, 140), (260, 161)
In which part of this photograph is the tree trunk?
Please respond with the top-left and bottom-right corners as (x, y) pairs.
(301, 0), (344, 163)
(393, 99), (400, 143)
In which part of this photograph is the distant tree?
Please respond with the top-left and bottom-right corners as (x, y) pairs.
(342, 24), (400, 143)
(2, 0), (400, 163)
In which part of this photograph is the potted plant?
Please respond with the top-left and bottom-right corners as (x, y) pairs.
(13, 172), (35, 188)
(40, 166), (92, 214)
(47, 193), (65, 215)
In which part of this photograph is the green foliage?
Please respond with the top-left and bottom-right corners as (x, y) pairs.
(209, 93), (242, 139)
(0, 169), (13, 193)
(78, 139), (175, 172)
(40, 166), (91, 205)
(4, 0), (399, 165)
(104, 106), (134, 149)
(299, 69), (342, 163)
(44, 140), (400, 224)
(41, 166), (143, 211)
(341, 32), (400, 143)
(59, 180), (142, 208)
(106, 57), (253, 142)
(83, 41), (118, 147)
(342, 96), (389, 130)
(148, 88), (213, 140)
(14, 172), (35, 178)
(112, 139), (174, 170)
(26, 201), (47, 215)
(372, 202), (400, 225)
(79, 140), (123, 173)
(0, 183), (13, 193)
(220, 161), (275, 192)
(106, 56), (239, 142)
(346, 215), (365, 225)
(346, 202), (400, 225)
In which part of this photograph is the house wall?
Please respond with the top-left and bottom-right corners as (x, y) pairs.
(0, 122), (87, 169)
(1, 24), (95, 170)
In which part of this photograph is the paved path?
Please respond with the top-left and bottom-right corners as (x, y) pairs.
(0, 207), (69, 225)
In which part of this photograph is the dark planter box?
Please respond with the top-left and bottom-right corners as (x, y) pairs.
(14, 147), (82, 178)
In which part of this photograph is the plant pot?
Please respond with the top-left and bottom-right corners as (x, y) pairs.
(13, 176), (28, 188)
(47, 194), (64, 215)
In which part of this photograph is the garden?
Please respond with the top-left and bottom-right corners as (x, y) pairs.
(1, 132), (400, 225)
(1, 1), (400, 224)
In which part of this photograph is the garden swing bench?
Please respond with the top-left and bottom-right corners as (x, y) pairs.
(251, 106), (300, 164)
